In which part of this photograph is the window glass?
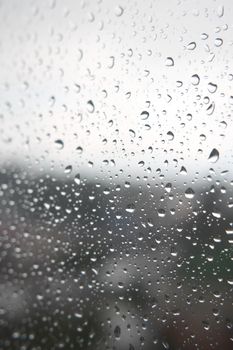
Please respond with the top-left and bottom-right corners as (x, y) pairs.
(0, 0), (232, 349)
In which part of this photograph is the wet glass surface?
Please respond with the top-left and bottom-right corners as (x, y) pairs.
(0, 0), (232, 349)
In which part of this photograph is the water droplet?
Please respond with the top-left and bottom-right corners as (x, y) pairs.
(114, 325), (121, 339)
(108, 56), (115, 68)
(201, 33), (209, 40)
(138, 161), (145, 167)
(180, 166), (187, 175)
(208, 148), (219, 163)
(191, 74), (200, 85)
(158, 209), (166, 217)
(115, 5), (124, 17)
(187, 42), (196, 50)
(167, 131), (174, 140)
(185, 188), (195, 199)
(126, 204), (135, 213)
(214, 38), (223, 47)
(217, 5), (224, 18)
(87, 100), (95, 113)
(165, 183), (172, 193)
(206, 102), (215, 115)
(77, 49), (83, 62)
(74, 174), (81, 185)
(129, 129), (136, 138)
(64, 165), (72, 174)
(165, 57), (174, 66)
(208, 83), (217, 93)
(140, 111), (149, 120)
(54, 139), (64, 150)
(212, 211), (221, 218)
(76, 146), (83, 154)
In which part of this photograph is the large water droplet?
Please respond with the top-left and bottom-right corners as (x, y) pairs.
(208, 83), (217, 93)
(126, 204), (135, 213)
(167, 131), (174, 140)
(187, 42), (196, 50)
(185, 188), (195, 199)
(191, 74), (200, 85)
(208, 148), (219, 163)
(54, 139), (64, 150)
(87, 100), (95, 113)
(217, 5), (224, 17)
(140, 111), (149, 120)
(214, 38), (223, 47)
(115, 6), (124, 17)
(165, 57), (174, 66)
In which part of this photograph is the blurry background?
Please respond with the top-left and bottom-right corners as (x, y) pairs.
(0, 0), (232, 349)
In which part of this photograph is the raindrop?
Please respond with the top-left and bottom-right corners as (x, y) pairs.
(212, 211), (221, 218)
(165, 57), (174, 66)
(87, 100), (95, 113)
(54, 139), (64, 150)
(206, 102), (215, 115)
(208, 148), (219, 163)
(180, 166), (187, 175)
(138, 161), (145, 167)
(187, 42), (196, 50)
(108, 56), (115, 68)
(158, 209), (166, 217)
(191, 74), (200, 85)
(201, 33), (209, 40)
(74, 174), (81, 185)
(185, 188), (195, 199)
(217, 5), (224, 17)
(77, 49), (83, 61)
(214, 38), (223, 47)
(165, 183), (172, 193)
(64, 165), (72, 174)
(115, 6), (124, 17)
(129, 129), (136, 138)
(140, 111), (149, 120)
(167, 131), (174, 140)
(126, 204), (135, 213)
(208, 83), (217, 93)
